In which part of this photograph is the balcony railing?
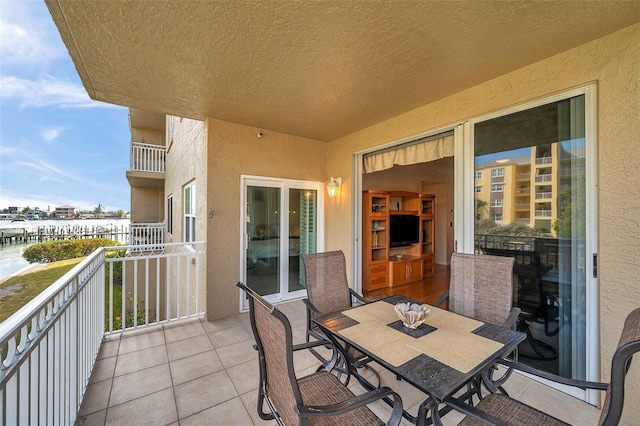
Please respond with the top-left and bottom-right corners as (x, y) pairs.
(535, 156), (552, 165)
(535, 209), (552, 217)
(0, 242), (205, 425)
(535, 174), (552, 183)
(130, 222), (165, 250)
(130, 142), (166, 173)
(536, 192), (553, 199)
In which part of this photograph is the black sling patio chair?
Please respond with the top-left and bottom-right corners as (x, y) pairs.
(237, 281), (404, 426)
(446, 306), (640, 426)
(301, 250), (383, 386)
(434, 252), (521, 397)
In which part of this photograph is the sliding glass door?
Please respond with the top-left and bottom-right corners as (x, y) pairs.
(241, 176), (323, 308)
(467, 86), (598, 402)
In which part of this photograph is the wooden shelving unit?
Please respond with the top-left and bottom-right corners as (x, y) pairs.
(362, 190), (436, 291)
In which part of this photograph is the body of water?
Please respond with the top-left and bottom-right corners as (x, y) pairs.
(0, 218), (130, 281)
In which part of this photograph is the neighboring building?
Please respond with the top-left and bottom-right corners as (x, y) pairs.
(53, 205), (76, 219)
(475, 143), (585, 235)
(47, 3), (640, 422)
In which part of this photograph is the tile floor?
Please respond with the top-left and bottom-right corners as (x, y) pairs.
(78, 299), (602, 425)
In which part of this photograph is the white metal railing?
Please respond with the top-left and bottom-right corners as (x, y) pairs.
(516, 172), (531, 180)
(535, 174), (552, 183)
(130, 142), (166, 173)
(535, 156), (552, 165)
(536, 192), (552, 199)
(129, 223), (164, 250)
(515, 188), (531, 194)
(535, 209), (552, 217)
(0, 242), (205, 425)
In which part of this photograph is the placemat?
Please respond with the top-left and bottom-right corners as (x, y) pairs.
(341, 300), (399, 324)
(337, 321), (422, 366)
(408, 328), (504, 373)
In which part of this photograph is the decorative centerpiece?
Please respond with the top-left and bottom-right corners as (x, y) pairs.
(394, 302), (430, 329)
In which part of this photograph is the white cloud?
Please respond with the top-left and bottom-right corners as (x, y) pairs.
(0, 1), (65, 64)
(0, 76), (115, 109)
(40, 127), (67, 143)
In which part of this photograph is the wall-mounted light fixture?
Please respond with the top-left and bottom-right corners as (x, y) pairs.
(326, 177), (342, 198)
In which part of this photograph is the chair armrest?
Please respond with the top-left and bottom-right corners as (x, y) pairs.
(302, 298), (322, 316)
(292, 340), (333, 352)
(433, 291), (449, 309)
(499, 359), (609, 391)
(296, 386), (404, 426)
(502, 307), (521, 329)
(349, 288), (369, 305)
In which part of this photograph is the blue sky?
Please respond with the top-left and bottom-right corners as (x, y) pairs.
(0, 1), (131, 213)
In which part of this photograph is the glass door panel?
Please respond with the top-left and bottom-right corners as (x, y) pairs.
(473, 95), (590, 381)
(246, 185), (281, 297)
(242, 177), (324, 307)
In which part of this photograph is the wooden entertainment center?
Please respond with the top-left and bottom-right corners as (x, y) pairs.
(362, 190), (435, 291)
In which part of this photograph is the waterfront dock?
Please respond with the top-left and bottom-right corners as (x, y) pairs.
(0, 224), (130, 245)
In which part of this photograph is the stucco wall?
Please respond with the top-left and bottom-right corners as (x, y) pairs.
(130, 187), (164, 223)
(205, 119), (327, 320)
(327, 24), (640, 422)
(130, 128), (163, 145)
(164, 117), (208, 315)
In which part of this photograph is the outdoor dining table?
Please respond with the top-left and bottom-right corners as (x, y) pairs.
(312, 295), (526, 426)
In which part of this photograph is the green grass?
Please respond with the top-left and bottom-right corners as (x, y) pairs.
(0, 258), (83, 323)
(1, 255), (154, 331)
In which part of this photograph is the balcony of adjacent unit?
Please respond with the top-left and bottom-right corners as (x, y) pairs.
(126, 142), (166, 188)
(126, 108), (167, 188)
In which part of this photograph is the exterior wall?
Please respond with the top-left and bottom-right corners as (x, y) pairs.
(164, 117), (208, 313)
(130, 187), (164, 223)
(130, 128), (164, 146)
(205, 119), (327, 320)
(326, 24), (640, 421)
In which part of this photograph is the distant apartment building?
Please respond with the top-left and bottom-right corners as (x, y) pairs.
(474, 142), (585, 235)
(53, 205), (76, 219)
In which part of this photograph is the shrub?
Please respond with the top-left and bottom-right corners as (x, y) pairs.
(22, 238), (120, 263)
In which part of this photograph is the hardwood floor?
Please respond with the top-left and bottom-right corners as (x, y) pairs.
(363, 263), (450, 305)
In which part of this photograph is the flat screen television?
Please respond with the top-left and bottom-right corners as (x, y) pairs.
(389, 214), (420, 247)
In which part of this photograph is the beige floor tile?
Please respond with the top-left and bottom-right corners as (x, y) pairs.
(166, 334), (214, 361)
(114, 345), (168, 377)
(180, 397), (253, 426)
(96, 340), (119, 360)
(79, 379), (112, 416)
(170, 349), (225, 385)
(105, 388), (178, 425)
(164, 320), (206, 344)
(89, 356), (116, 384)
(207, 325), (252, 349)
(201, 315), (242, 333)
(174, 370), (238, 419)
(109, 364), (173, 407)
(240, 389), (277, 425)
(78, 409), (106, 426)
(118, 330), (165, 354)
(226, 358), (259, 395)
(216, 340), (259, 368)
(518, 380), (601, 424)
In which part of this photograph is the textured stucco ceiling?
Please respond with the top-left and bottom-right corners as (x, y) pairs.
(46, 1), (640, 141)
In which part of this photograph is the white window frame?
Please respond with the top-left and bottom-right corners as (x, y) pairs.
(491, 168), (505, 178)
(490, 199), (503, 207)
(490, 183), (504, 192)
(167, 194), (173, 235)
(474, 186), (482, 193)
(184, 182), (196, 244)
(474, 171), (482, 180)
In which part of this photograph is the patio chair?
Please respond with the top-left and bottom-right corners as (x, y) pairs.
(236, 281), (404, 426)
(434, 252), (521, 395)
(301, 250), (382, 386)
(447, 306), (640, 426)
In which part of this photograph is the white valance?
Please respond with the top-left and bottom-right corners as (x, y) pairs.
(363, 133), (454, 174)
